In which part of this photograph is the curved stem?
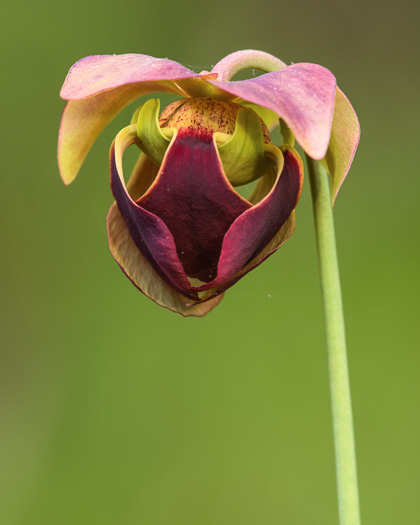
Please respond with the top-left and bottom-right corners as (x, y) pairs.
(306, 155), (361, 525)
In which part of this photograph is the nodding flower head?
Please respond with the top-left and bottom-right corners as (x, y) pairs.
(58, 50), (359, 316)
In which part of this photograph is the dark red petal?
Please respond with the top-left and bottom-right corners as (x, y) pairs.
(110, 142), (198, 300)
(217, 148), (302, 280)
(193, 147), (303, 291)
(107, 201), (224, 316)
(139, 135), (251, 283)
(210, 211), (296, 295)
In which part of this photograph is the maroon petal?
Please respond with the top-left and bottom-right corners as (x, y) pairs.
(139, 134), (252, 283)
(107, 201), (224, 317)
(193, 146), (303, 291)
(209, 211), (297, 296)
(110, 129), (197, 300)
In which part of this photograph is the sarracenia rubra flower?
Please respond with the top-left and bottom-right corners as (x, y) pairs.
(58, 50), (359, 316)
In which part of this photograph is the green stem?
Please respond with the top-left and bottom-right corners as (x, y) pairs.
(306, 155), (361, 525)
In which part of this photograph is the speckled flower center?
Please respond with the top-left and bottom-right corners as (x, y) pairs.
(160, 97), (270, 143)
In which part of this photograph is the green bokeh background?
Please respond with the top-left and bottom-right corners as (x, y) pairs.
(1, 0), (419, 523)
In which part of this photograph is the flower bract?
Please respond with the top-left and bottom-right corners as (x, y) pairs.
(58, 50), (359, 316)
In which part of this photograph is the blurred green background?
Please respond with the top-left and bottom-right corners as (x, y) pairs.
(1, 0), (419, 523)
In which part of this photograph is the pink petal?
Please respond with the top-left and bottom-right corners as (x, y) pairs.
(59, 54), (199, 185)
(60, 54), (199, 100)
(208, 63), (337, 160)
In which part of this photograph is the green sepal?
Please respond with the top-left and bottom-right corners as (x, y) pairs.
(241, 103), (279, 131)
(136, 99), (173, 166)
(216, 107), (274, 187)
(279, 118), (295, 147)
(130, 104), (144, 125)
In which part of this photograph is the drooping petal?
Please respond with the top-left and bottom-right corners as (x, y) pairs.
(207, 63), (337, 160)
(193, 145), (304, 291)
(107, 202), (223, 317)
(139, 134), (252, 283)
(322, 88), (360, 204)
(59, 54), (200, 185)
(60, 54), (199, 100)
(109, 125), (198, 300)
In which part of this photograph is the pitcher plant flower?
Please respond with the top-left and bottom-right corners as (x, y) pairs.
(58, 50), (359, 316)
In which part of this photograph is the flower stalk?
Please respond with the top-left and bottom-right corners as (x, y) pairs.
(306, 155), (361, 525)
